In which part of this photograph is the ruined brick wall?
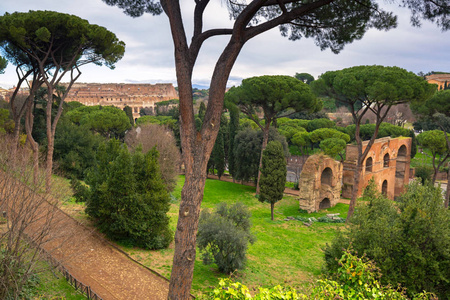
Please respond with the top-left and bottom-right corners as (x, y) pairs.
(64, 83), (179, 119)
(298, 154), (342, 213)
(342, 137), (411, 200)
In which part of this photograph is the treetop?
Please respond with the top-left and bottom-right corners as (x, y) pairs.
(0, 10), (125, 70)
(312, 65), (436, 107)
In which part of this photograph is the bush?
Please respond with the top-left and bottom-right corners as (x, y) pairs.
(197, 203), (256, 274)
(202, 249), (437, 299)
(323, 181), (450, 299)
(414, 165), (433, 185)
(70, 177), (90, 202)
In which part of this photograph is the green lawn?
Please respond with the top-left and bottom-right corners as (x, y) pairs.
(56, 175), (347, 297)
(124, 176), (347, 296)
(31, 267), (87, 300)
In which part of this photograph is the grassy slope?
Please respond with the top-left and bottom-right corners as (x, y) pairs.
(58, 175), (347, 296)
(125, 176), (347, 296)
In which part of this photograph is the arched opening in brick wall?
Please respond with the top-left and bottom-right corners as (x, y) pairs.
(383, 153), (390, 168)
(321, 167), (333, 186)
(382, 180), (388, 196)
(398, 145), (407, 158)
(365, 157), (373, 173)
(395, 145), (408, 196)
(319, 198), (331, 210)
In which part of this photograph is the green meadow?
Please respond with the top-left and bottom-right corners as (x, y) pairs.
(123, 176), (348, 296)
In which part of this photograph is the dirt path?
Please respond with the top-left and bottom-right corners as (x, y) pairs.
(1, 171), (170, 300)
(45, 207), (170, 300)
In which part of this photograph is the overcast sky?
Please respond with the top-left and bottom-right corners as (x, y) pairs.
(0, 1), (449, 89)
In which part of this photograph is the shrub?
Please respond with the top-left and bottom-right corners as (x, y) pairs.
(414, 165), (433, 185)
(323, 181), (450, 299)
(202, 249), (437, 299)
(197, 203), (256, 274)
(70, 177), (90, 202)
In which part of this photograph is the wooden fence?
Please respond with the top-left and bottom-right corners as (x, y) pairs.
(38, 244), (103, 300)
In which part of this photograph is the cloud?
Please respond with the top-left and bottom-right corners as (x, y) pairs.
(0, 1), (449, 89)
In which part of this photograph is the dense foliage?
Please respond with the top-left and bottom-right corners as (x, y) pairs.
(323, 181), (450, 299)
(53, 117), (104, 179)
(417, 130), (450, 183)
(202, 249), (436, 299)
(233, 127), (288, 183)
(66, 105), (131, 139)
(82, 139), (173, 249)
(197, 203), (255, 274)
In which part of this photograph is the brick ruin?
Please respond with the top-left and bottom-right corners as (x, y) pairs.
(342, 137), (412, 200)
(63, 83), (179, 119)
(298, 154), (342, 213)
(298, 137), (411, 212)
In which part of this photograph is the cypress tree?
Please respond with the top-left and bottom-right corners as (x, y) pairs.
(228, 106), (239, 182)
(198, 102), (206, 121)
(208, 112), (227, 178)
(259, 141), (287, 220)
(123, 105), (134, 126)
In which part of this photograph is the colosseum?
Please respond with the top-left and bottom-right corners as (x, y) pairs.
(64, 83), (179, 119)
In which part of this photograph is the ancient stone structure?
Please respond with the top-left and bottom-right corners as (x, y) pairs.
(342, 137), (412, 200)
(298, 154), (342, 213)
(426, 73), (450, 90)
(63, 83), (179, 119)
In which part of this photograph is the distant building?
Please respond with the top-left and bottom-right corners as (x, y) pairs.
(63, 82), (179, 119)
(426, 73), (450, 90)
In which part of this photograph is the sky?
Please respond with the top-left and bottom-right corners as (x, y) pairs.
(0, 1), (449, 89)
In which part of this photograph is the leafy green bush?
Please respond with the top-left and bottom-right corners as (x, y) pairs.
(323, 181), (450, 299)
(197, 203), (256, 274)
(70, 177), (90, 202)
(201, 249), (437, 299)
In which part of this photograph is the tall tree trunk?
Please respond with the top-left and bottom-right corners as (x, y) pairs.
(163, 0), (244, 296)
(270, 202), (274, 221)
(11, 118), (22, 161)
(256, 122), (270, 194)
(24, 100), (39, 186)
(445, 165), (449, 208)
(169, 155), (207, 299)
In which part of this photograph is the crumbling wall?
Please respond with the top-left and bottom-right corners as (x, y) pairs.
(298, 154), (342, 213)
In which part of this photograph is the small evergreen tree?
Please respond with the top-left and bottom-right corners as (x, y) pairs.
(197, 203), (256, 274)
(208, 113), (227, 178)
(83, 139), (173, 249)
(198, 101), (206, 121)
(228, 106), (240, 182)
(259, 141), (287, 220)
(123, 105), (134, 126)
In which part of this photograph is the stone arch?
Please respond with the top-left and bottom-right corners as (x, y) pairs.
(321, 167), (333, 186)
(398, 145), (407, 158)
(395, 144), (408, 196)
(382, 180), (388, 196)
(319, 198), (331, 210)
(383, 153), (390, 168)
(365, 157), (373, 173)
